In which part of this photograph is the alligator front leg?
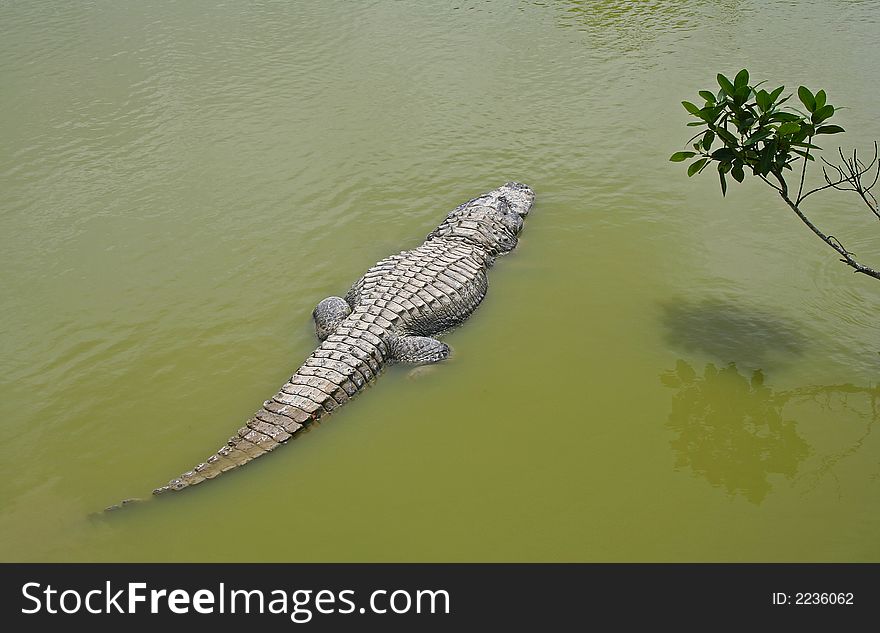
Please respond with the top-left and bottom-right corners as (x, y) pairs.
(313, 296), (351, 340)
(389, 335), (450, 364)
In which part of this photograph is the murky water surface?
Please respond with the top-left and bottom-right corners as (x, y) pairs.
(2, 0), (878, 561)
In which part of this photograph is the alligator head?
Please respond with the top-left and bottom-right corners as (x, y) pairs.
(427, 181), (535, 256)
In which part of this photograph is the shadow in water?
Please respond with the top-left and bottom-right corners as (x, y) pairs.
(660, 299), (806, 369)
(661, 360), (879, 504)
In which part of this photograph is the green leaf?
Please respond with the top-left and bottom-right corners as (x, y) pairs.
(811, 104), (834, 123)
(815, 124), (845, 135)
(732, 164), (745, 182)
(711, 148), (736, 161)
(670, 151), (697, 162)
(688, 158), (709, 177)
(743, 129), (774, 146)
(769, 85), (785, 103)
(769, 112), (801, 123)
(702, 130), (715, 151)
(794, 122), (815, 140)
(777, 121), (800, 136)
(698, 106), (721, 124)
(733, 84), (750, 105)
(719, 170), (728, 196)
(682, 101), (702, 116)
(798, 86), (816, 112)
(686, 121), (705, 127)
(791, 149), (816, 161)
(759, 143), (775, 175)
(699, 90), (716, 104)
(717, 73), (736, 96)
(715, 127), (739, 146)
(756, 89), (771, 112)
(814, 89), (826, 110)
(734, 68), (749, 89)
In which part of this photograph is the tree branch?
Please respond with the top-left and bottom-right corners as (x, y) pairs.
(776, 189), (880, 280)
(795, 138), (812, 203)
(759, 174), (783, 193)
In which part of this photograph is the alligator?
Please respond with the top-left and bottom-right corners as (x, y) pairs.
(149, 182), (535, 496)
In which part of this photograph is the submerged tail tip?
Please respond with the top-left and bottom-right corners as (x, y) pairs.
(103, 497), (143, 512)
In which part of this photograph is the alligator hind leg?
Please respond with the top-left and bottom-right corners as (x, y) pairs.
(313, 296), (351, 340)
(390, 336), (450, 364)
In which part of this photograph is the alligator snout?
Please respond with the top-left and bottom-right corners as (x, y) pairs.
(499, 181), (535, 217)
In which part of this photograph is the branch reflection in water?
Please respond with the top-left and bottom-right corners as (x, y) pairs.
(661, 360), (879, 504)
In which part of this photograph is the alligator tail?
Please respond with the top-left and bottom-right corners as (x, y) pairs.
(150, 326), (387, 496)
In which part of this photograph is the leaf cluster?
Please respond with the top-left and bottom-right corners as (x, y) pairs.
(669, 69), (844, 195)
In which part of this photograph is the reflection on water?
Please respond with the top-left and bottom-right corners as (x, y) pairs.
(662, 360), (879, 504)
(552, 0), (746, 49)
(789, 383), (880, 498)
(661, 299), (805, 369)
(662, 360), (809, 504)
(557, 0), (699, 32)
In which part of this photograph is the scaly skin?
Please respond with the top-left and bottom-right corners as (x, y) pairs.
(151, 182), (534, 496)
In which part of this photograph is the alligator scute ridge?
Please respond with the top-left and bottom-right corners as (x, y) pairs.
(145, 182), (535, 498)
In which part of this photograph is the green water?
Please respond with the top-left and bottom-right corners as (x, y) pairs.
(2, 0), (879, 562)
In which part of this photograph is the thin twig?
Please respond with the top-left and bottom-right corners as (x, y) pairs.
(759, 174), (783, 193)
(777, 186), (880, 280)
(795, 137), (812, 204)
(801, 144), (879, 202)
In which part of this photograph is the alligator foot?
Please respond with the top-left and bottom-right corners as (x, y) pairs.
(406, 365), (444, 380)
(313, 296), (351, 340)
(390, 336), (450, 364)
